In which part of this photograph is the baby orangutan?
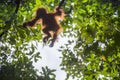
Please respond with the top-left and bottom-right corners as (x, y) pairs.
(23, 7), (65, 47)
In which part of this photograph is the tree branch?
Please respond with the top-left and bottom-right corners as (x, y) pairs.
(56, 0), (65, 10)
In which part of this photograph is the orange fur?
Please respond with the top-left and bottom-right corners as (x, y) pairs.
(23, 7), (65, 47)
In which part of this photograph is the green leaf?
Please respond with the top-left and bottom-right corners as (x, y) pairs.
(82, 0), (88, 3)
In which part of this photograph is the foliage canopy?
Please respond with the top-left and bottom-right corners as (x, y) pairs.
(0, 0), (120, 80)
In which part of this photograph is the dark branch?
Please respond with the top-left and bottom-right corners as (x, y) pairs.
(65, 6), (73, 14)
(56, 0), (65, 10)
(56, 0), (72, 14)
(15, 0), (21, 13)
